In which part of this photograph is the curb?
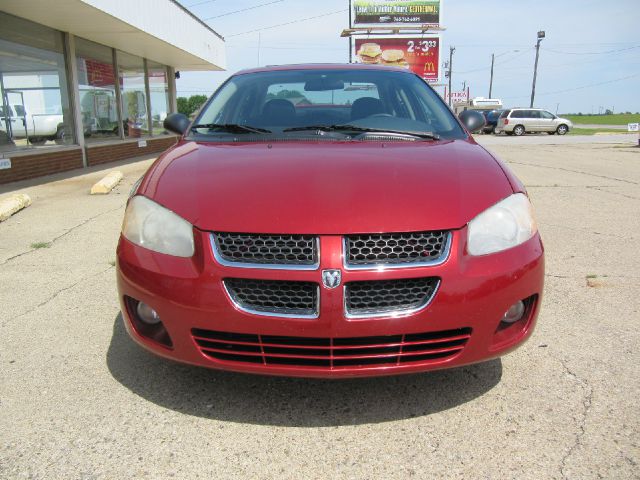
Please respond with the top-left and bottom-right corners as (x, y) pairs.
(0, 193), (32, 222)
(91, 171), (123, 195)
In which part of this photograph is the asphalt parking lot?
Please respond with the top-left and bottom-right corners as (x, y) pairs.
(1, 136), (639, 479)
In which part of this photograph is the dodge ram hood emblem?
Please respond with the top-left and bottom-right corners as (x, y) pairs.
(322, 269), (342, 289)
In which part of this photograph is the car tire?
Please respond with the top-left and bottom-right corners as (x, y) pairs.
(28, 136), (46, 145)
(54, 126), (66, 145)
(556, 124), (568, 135)
(513, 125), (525, 136)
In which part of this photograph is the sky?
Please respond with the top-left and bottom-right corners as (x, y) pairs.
(175, 0), (640, 114)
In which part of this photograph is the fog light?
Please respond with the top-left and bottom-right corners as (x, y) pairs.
(502, 300), (525, 324)
(136, 302), (161, 325)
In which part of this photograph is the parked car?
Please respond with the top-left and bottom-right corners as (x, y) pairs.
(117, 64), (544, 378)
(483, 109), (505, 134)
(0, 104), (66, 144)
(495, 108), (572, 136)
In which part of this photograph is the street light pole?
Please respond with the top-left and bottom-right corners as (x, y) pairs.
(488, 53), (495, 98)
(530, 30), (545, 108)
(448, 46), (455, 106)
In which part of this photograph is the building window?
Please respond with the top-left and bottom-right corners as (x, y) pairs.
(0, 12), (75, 152)
(75, 38), (119, 142)
(147, 61), (170, 135)
(118, 51), (148, 137)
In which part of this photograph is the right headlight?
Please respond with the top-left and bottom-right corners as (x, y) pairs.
(122, 196), (194, 257)
(467, 193), (537, 256)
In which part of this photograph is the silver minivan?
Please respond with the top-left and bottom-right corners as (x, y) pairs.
(495, 108), (572, 135)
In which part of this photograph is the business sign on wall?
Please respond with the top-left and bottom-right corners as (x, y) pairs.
(352, 1), (441, 27)
(354, 37), (440, 83)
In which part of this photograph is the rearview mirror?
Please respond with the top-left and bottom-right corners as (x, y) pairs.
(163, 113), (191, 135)
(304, 77), (345, 91)
(458, 110), (486, 133)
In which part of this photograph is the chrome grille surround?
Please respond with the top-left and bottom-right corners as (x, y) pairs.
(344, 277), (440, 319)
(343, 231), (451, 270)
(211, 233), (319, 270)
(223, 278), (320, 319)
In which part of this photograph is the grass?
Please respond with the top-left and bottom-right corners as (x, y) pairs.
(30, 241), (51, 249)
(563, 114), (640, 125)
(568, 128), (633, 136)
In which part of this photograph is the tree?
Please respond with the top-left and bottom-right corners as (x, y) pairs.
(177, 95), (208, 116)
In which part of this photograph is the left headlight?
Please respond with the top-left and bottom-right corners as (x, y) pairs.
(122, 196), (195, 257)
(467, 193), (537, 256)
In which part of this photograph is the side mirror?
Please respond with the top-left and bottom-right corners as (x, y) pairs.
(458, 110), (486, 133)
(163, 113), (190, 135)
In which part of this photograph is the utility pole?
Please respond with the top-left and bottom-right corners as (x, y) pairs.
(488, 53), (495, 98)
(348, 0), (353, 63)
(448, 46), (455, 106)
(530, 30), (545, 108)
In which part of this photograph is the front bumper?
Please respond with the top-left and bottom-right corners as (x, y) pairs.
(116, 228), (544, 378)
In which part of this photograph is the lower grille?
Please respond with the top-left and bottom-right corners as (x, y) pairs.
(192, 328), (472, 369)
(345, 277), (439, 318)
(223, 278), (319, 318)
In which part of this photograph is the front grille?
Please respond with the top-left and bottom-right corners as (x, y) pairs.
(345, 277), (439, 317)
(224, 278), (319, 318)
(212, 232), (318, 267)
(345, 231), (449, 268)
(192, 327), (472, 369)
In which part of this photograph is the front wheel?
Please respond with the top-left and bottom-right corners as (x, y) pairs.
(28, 136), (46, 145)
(556, 124), (569, 135)
(513, 125), (525, 136)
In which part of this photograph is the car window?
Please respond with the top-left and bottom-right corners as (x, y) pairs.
(193, 69), (466, 140)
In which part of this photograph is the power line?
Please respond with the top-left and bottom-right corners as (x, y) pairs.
(542, 45), (640, 55)
(186, 0), (219, 7)
(453, 48), (532, 74)
(502, 72), (640, 99)
(203, 0), (284, 21)
(227, 8), (348, 37)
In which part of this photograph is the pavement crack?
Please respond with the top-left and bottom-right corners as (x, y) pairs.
(585, 186), (640, 200)
(558, 358), (593, 480)
(0, 204), (125, 266)
(506, 161), (638, 185)
(1, 266), (114, 327)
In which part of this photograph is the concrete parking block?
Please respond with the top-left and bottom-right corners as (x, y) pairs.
(0, 193), (32, 222)
(90, 171), (124, 195)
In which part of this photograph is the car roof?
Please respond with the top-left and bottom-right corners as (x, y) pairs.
(235, 63), (414, 76)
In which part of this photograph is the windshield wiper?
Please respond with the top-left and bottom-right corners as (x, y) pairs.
(284, 124), (440, 140)
(190, 123), (272, 134)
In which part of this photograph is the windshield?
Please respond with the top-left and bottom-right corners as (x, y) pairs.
(191, 68), (466, 141)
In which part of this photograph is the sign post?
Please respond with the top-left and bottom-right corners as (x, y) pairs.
(628, 122), (639, 146)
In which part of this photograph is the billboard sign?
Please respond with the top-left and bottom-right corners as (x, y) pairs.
(352, 1), (441, 27)
(354, 36), (440, 83)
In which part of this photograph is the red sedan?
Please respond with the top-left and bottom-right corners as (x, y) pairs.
(117, 64), (543, 378)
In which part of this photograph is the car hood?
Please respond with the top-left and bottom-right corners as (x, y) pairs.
(140, 139), (514, 234)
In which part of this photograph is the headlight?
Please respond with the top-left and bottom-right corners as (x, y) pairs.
(467, 193), (537, 256)
(122, 196), (194, 257)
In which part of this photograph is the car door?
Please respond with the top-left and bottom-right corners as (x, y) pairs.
(525, 110), (542, 131)
(539, 110), (556, 131)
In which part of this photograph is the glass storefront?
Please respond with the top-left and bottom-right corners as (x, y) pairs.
(0, 12), (75, 152)
(0, 12), (175, 154)
(118, 52), (149, 138)
(147, 61), (170, 136)
(75, 37), (120, 142)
